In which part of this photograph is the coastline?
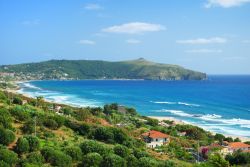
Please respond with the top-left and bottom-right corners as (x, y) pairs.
(148, 116), (250, 142)
(7, 80), (250, 142)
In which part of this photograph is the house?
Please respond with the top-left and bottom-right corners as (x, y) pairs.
(141, 130), (170, 148)
(221, 142), (250, 155)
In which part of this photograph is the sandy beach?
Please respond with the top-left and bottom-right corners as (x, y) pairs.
(148, 116), (250, 142)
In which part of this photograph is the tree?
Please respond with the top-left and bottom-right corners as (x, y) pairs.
(113, 144), (130, 158)
(0, 108), (13, 129)
(13, 96), (22, 105)
(91, 127), (114, 143)
(43, 119), (58, 130)
(25, 136), (40, 152)
(126, 107), (137, 115)
(138, 157), (158, 167)
(41, 147), (72, 167)
(0, 148), (18, 166)
(214, 133), (225, 143)
(36, 96), (44, 108)
(82, 152), (103, 167)
(25, 152), (45, 166)
(0, 127), (15, 146)
(225, 150), (250, 165)
(10, 106), (30, 121)
(22, 120), (35, 134)
(102, 153), (126, 167)
(234, 137), (241, 142)
(126, 155), (138, 167)
(64, 146), (82, 161)
(80, 140), (112, 155)
(208, 153), (229, 167)
(14, 137), (30, 154)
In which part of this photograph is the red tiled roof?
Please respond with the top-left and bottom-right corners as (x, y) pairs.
(141, 130), (169, 138)
(228, 142), (250, 149)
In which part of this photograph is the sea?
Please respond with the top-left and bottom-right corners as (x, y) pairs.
(18, 75), (250, 137)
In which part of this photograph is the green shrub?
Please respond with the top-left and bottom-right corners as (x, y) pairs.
(14, 137), (30, 154)
(113, 144), (130, 158)
(80, 140), (112, 155)
(10, 106), (30, 121)
(43, 119), (58, 130)
(64, 146), (82, 161)
(0, 108), (13, 129)
(13, 96), (22, 105)
(0, 148), (18, 166)
(102, 153), (126, 167)
(41, 147), (72, 167)
(22, 120), (35, 134)
(25, 136), (40, 152)
(0, 128), (15, 146)
(25, 152), (45, 166)
(138, 157), (158, 167)
(82, 152), (103, 167)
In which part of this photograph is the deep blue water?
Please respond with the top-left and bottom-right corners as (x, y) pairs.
(18, 75), (250, 137)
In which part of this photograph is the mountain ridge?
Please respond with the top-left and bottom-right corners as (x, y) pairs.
(0, 58), (206, 81)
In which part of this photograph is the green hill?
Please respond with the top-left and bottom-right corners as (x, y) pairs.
(0, 58), (206, 80)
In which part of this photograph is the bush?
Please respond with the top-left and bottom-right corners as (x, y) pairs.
(102, 153), (126, 167)
(0, 161), (9, 167)
(64, 146), (82, 161)
(0, 128), (15, 146)
(25, 152), (45, 166)
(22, 120), (35, 134)
(14, 137), (30, 154)
(80, 140), (112, 155)
(10, 106), (30, 121)
(82, 152), (103, 167)
(13, 96), (22, 105)
(126, 155), (138, 167)
(91, 127), (114, 143)
(208, 153), (229, 167)
(0, 148), (18, 166)
(0, 108), (13, 129)
(41, 147), (72, 167)
(43, 119), (58, 130)
(113, 144), (130, 158)
(225, 150), (250, 165)
(138, 157), (159, 167)
(25, 136), (40, 152)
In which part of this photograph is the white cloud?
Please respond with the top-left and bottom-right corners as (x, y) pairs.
(186, 49), (222, 53)
(177, 37), (227, 44)
(22, 19), (40, 25)
(84, 3), (103, 10)
(79, 40), (96, 45)
(102, 22), (166, 34)
(126, 39), (141, 44)
(205, 0), (250, 8)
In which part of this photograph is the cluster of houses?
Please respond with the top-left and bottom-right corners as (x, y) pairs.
(140, 129), (250, 158)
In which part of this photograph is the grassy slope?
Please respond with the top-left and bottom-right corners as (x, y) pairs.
(0, 58), (206, 80)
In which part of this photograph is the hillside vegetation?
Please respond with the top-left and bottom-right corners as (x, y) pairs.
(0, 58), (206, 80)
(1, 88), (249, 166)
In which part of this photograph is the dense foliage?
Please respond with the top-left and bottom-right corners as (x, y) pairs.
(0, 90), (249, 167)
(0, 58), (206, 80)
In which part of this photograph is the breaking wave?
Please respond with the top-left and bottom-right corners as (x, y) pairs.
(151, 101), (200, 107)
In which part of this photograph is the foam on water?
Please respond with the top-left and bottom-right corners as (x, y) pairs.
(151, 101), (200, 107)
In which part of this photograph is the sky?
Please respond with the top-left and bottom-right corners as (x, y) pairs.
(0, 0), (250, 74)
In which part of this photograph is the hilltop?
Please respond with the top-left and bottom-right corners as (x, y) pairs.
(0, 58), (206, 81)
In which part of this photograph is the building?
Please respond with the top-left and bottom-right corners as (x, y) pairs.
(221, 142), (250, 155)
(141, 130), (170, 148)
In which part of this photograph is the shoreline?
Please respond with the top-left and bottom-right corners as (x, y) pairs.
(148, 116), (250, 142)
(6, 81), (250, 142)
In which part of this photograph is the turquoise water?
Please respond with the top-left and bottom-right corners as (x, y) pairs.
(18, 75), (250, 137)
